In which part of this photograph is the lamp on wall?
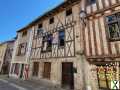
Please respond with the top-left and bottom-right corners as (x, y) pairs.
(80, 10), (87, 26)
(76, 10), (87, 55)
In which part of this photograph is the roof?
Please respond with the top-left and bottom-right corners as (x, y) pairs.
(0, 39), (15, 45)
(17, 0), (81, 32)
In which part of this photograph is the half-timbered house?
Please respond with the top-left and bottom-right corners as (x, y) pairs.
(10, 0), (120, 89)
(9, 28), (33, 79)
(10, 0), (88, 89)
(29, 0), (84, 89)
(1, 40), (15, 74)
(0, 43), (7, 73)
(0, 40), (15, 74)
(80, 0), (120, 89)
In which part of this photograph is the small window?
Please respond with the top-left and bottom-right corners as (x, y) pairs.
(47, 34), (53, 51)
(41, 36), (46, 52)
(106, 12), (120, 41)
(49, 17), (54, 24)
(37, 29), (41, 35)
(37, 29), (43, 35)
(38, 23), (42, 29)
(41, 34), (53, 52)
(17, 43), (27, 56)
(87, 0), (96, 5)
(22, 30), (27, 37)
(59, 30), (65, 47)
(66, 8), (72, 16)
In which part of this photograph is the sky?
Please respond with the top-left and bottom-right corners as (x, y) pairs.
(0, 0), (64, 43)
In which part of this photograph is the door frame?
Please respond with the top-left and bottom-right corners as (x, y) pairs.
(62, 62), (74, 89)
(43, 62), (51, 79)
(32, 62), (39, 77)
(20, 64), (24, 78)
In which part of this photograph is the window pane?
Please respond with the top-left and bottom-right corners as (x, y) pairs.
(47, 34), (53, 51)
(116, 12), (120, 19)
(66, 8), (72, 16)
(59, 30), (65, 46)
(106, 15), (116, 23)
(108, 23), (120, 39)
(97, 66), (107, 88)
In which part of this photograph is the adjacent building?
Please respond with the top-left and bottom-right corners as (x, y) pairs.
(81, 0), (120, 90)
(0, 43), (7, 73)
(9, 29), (33, 79)
(0, 40), (15, 74)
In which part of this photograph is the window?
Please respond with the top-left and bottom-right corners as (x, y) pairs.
(59, 30), (65, 47)
(47, 34), (53, 51)
(17, 43), (27, 56)
(97, 64), (119, 89)
(66, 8), (72, 16)
(41, 36), (46, 52)
(37, 23), (43, 36)
(37, 29), (43, 36)
(49, 17), (54, 24)
(87, 0), (96, 5)
(106, 12), (120, 41)
(41, 34), (53, 52)
(22, 30), (27, 37)
(38, 23), (42, 29)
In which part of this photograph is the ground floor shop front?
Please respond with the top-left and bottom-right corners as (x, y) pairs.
(9, 63), (29, 79)
(9, 58), (120, 90)
(30, 57), (120, 90)
(29, 57), (98, 90)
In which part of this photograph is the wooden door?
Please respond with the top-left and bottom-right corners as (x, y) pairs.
(62, 62), (74, 89)
(32, 62), (39, 76)
(43, 62), (51, 79)
(20, 64), (24, 78)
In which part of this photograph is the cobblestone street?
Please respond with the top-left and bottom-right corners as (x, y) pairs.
(0, 76), (65, 90)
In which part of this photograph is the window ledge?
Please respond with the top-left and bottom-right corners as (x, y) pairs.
(108, 38), (120, 42)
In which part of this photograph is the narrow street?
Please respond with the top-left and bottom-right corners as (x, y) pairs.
(0, 76), (64, 90)
(0, 79), (19, 90)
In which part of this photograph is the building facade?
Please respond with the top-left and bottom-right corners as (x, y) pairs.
(1, 40), (15, 74)
(29, 1), (85, 90)
(81, 0), (120, 90)
(9, 29), (33, 79)
(0, 43), (7, 73)
(0, 40), (15, 74)
(9, 0), (120, 90)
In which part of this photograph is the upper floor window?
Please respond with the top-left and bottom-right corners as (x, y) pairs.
(59, 30), (65, 47)
(66, 8), (72, 16)
(37, 29), (43, 36)
(87, 0), (96, 5)
(106, 12), (120, 41)
(49, 17), (54, 24)
(38, 23), (42, 29)
(41, 34), (53, 52)
(17, 43), (27, 56)
(22, 30), (27, 37)
(47, 34), (53, 51)
(37, 23), (43, 36)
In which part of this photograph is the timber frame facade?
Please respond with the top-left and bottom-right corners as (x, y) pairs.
(10, 0), (120, 90)
(29, 1), (83, 90)
(0, 40), (15, 74)
(82, 0), (120, 89)
(9, 28), (33, 79)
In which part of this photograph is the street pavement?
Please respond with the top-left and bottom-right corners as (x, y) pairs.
(0, 79), (19, 90)
(0, 75), (65, 90)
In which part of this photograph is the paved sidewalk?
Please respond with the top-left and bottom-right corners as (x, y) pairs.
(0, 75), (65, 90)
